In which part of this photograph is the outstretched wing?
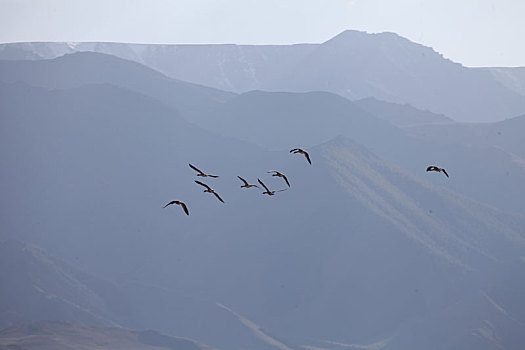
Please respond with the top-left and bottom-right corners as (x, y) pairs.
(282, 174), (290, 187)
(208, 174), (219, 178)
(426, 166), (437, 172)
(442, 169), (449, 178)
(290, 148), (300, 153)
(304, 151), (312, 164)
(213, 192), (225, 203)
(258, 178), (271, 192)
(238, 176), (249, 186)
(194, 180), (212, 190)
(179, 202), (189, 215)
(189, 163), (204, 175)
(163, 201), (176, 208)
(275, 189), (288, 193)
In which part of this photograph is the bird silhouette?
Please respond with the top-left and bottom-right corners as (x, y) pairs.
(426, 166), (449, 178)
(163, 200), (189, 215)
(258, 179), (287, 196)
(189, 163), (219, 178)
(290, 148), (311, 164)
(238, 176), (259, 189)
(195, 180), (225, 203)
(268, 170), (290, 187)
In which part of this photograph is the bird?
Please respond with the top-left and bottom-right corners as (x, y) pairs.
(163, 200), (189, 215)
(258, 178), (287, 196)
(194, 180), (225, 203)
(290, 148), (311, 164)
(237, 176), (259, 189)
(189, 163), (219, 178)
(267, 170), (290, 187)
(426, 166), (449, 178)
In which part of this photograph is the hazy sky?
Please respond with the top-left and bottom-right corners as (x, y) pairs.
(1, 0), (524, 67)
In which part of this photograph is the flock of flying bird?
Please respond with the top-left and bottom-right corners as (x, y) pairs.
(163, 148), (312, 216)
(164, 147), (449, 216)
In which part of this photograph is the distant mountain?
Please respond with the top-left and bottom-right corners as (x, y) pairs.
(407, 114), (525, 160)
(3, 31), (525, 122)
(354, 97), (453, 127)
(0, 321), (214, 350)
(481, 66), (525, 96)
(0, 52), (234, 120)
(0, 240), (135, 330)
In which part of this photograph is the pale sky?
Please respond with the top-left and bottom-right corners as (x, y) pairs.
(1, 0), (524, 67)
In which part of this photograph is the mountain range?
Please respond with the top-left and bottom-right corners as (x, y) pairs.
(1, 32), (525, 350)
(2, 30), (525, 122)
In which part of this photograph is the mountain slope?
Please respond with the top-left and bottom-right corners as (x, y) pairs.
(407, 114), (525, 159)
(0, 52), (234, 120)
(354, 97), (453, 127)
(0, 321), (214, 350)
(1, 80), (524, 349)
(0, 240), (135, 330)
(189, 89), (525, 214)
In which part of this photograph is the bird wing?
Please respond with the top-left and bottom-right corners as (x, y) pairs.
(258, 178), (271, 192)
(304, 152), (312, 164)
(163, 201), (176, 208)
(179, 202), (190, 215)
(208, 174), (219, 178)
(442, 169), (449, 178)
(290, 148), (300, 153)
(194, 180), (212, 190)
(282, 174), (290, 187)
(238, 176), (249, 186)
(213, 192), (225, 203)
(267, 170), (278, 174)
(189, 163), (204, 175)
(426, 166), (437, 172)
(275, 189), (288, 193)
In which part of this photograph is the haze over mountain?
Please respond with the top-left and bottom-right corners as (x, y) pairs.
(2, 30), (525, 122)
(1, 72), (524, 350)
(2, 52), (525, 215)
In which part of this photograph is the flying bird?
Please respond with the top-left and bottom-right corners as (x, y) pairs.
(290, 148), (311, 164)
(258, 178), (287, 196)
(238, 176), (259, 189)
(189, 163), (219, 178)
(194, 180), (225, 203)
(163, 200), (189, 215)
(268, 170), (290, 187)
(426, 166), (449, 178)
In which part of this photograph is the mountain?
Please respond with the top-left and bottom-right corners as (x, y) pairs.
(354, 97), (453, 127)
(1, 72), (524, 348)
(3, 31), (525, 122)
(264, 30), (525, 123)
(186, 89), (525, 215)
(481, 66), (525, 96)
(0, 321), (214, 350)
(0, 52), (234, 120)
(407, 114), (525, 160)
(0, 240), (135, 330)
